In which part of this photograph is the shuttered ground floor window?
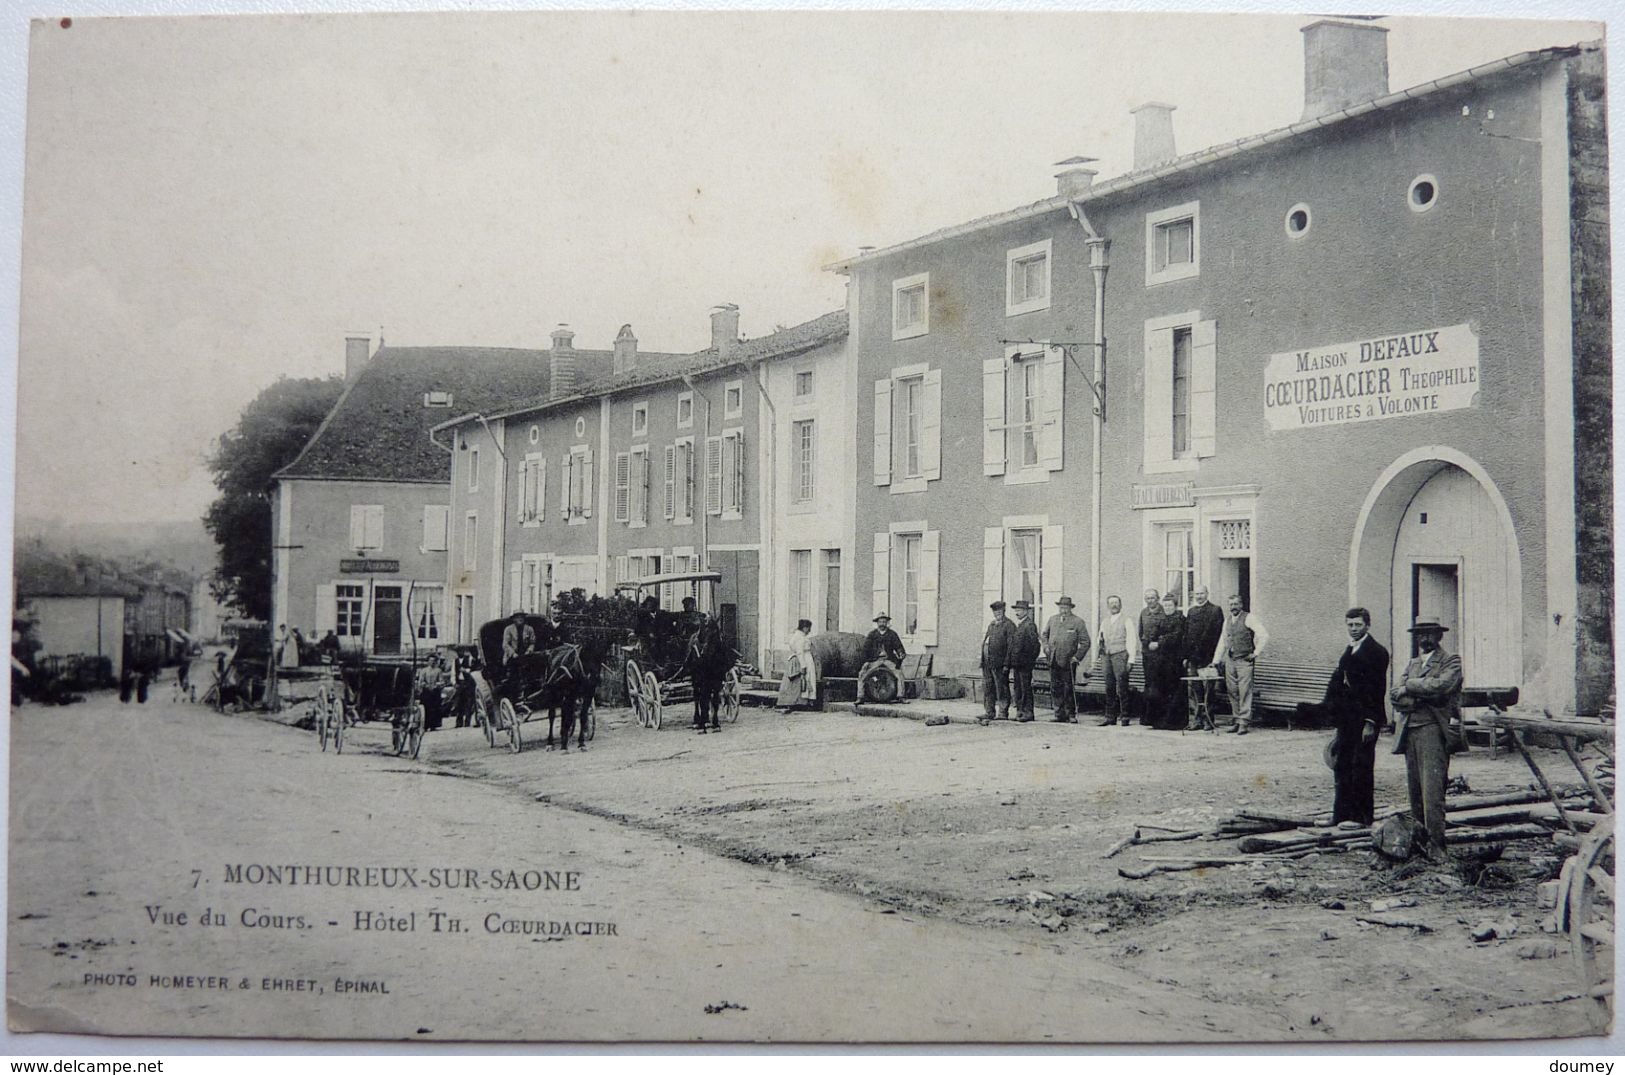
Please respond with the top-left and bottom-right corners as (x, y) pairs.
(871, 525), (939, 647)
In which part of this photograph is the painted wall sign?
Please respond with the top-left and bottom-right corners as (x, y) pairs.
(340, 558), (400, 574)
(1132, 482), (1196, 509)
(1263, 323), (1480, 431)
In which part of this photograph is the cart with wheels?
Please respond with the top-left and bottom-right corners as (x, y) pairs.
(469, 616), (598, 754)
(328, 657), (435, 759)
(614, 571), (744, 730)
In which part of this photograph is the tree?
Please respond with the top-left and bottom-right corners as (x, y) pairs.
(204, 376), (345, 620)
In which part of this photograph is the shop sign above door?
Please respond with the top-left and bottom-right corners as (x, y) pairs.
(1263, 323), (1480, 431)
(1131, 482), (1196, 509)
(340, 558), (400, 574)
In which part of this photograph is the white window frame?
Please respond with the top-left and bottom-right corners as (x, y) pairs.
(723, 380), (743, 421)
(793, 368), (815, 399)
(791, 418), (816, 505)
(1005, 238), (1052, 316)
(898, 374), (924, 483)
(518, 453), (546, 526)
(453, 591), (476, 644)
(1145, 200), (1201, 286)
(676, 391), (694, 430)
(875, 361), (939, 496)
(421, 504), (449, 552)
(673, 436), (695, 525)
(877, 520), (938, 648)
(791, 548), (814, 624)
(631, 401), (649, 439)
(466, 446), (480, 492)
(462, 512), (478, 571)
(335, 582), (366, 639)
(349, 504), (384, 552)
(1004, 527), (1043, 608)
(892, 272), (929, 340)
(720, 429), (745, 520)
(565, 445), (593, 525)
(1142, 310), (1216, 475)
(894, 531), (923, 640)
(410, 584), (444, 642)
(629, 445), (650, 527)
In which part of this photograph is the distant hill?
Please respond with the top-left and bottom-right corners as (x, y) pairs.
(14, 517), (216, 582)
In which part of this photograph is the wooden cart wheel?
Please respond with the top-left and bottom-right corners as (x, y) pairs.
(316, 698), (330, 752)
(500, 697), (522, 754)
(408, 703), (425, 761)
(335, 704), (347, 754)
(1566, 829), (1614, 1027)
(624, 659), (647, 727)
(475, 692), (494, 748)
(644, 671), (663, 730)
(721, 667), (741, 723)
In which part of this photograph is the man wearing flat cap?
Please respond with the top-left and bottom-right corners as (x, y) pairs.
(1010, 600), (1042, 722)
(1042, 596), (1091, 724)
(979, 601), (1016, 725)
(1389, 618), (1463, 858)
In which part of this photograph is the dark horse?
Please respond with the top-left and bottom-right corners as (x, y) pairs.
(477, 615), (599, 754)
(679, 618), (733, 733)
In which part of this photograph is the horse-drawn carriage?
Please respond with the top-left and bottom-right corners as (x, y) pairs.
(467, 614), (600, 754)
(313, 656), (440, 759)
(614, 571), (743, 730)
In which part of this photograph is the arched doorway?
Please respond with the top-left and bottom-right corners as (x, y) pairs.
(1349, 448), (1521, 687)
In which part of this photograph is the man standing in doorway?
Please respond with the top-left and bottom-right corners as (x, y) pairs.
(1093, 595), (1138, 726)
(1325, 607), (1390, 826)
(1390, 619), (1463, 858)
(1182, 586), (1226, 731)
(1042, 596), (1090, 724)
(1136, 588), (1166, 727)
(979, 601), (1015, 726)
(1010, 600), (1042, 723)
(1213, 595), (1269, 735)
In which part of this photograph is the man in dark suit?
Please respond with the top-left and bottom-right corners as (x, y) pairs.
(1182, 586), (1226, 730)
(1009, 600), (1042, 723)
(978, 601), (1016, 725)
(1389, 618), (1464, 858)
(1135, 588), (1167, 727)
(1325, 607), (1391, 825)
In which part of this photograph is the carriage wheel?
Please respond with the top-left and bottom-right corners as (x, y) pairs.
(499, 697), (522, 754)
(317, 699), (330, 752)
(721, 667), (741, 723)
(644, 672), (663, 730)
(624, 659), (647, 727)
(407, 704), (425, 761)
(335, 705), (347, 754)
(475, 692), (495, 748)
(1566, 829), (1615, 1027)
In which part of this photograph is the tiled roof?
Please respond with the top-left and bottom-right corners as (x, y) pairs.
(275, 346), (557, 483)
(15, 554), (140, 599)
(481, 310), (848, 424)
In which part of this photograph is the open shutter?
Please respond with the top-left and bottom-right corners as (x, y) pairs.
(1191, 319), (1217, 458)
(422, 505), (448, 551)
(614, 453), (630, 522)
(508, 561), (522, 614)
(535, 459), (546, 522)
(983, 356), (1007, 475)
(731, 431), (746, 513)
(917, 530), (940, 646)
(1041, 345), (1065, 471)
(315, 584), (337, 637)
(1041, 525), (1064, 612)
(366, 506), (383, 551)
(705, 437), (723, 515)
(349, 506), (365, 549)
(871, 532), (890, 620)
(516, 458), (529, 519)
(920, 369), (942, 481)
(872, 379), (892, 487)
(615, 555), (628, 584)
(1144, 327), (1174, 465)
(663, 445), (676, 519)
(983, 527), (1004, 610)
(560, 454), (572, 515)
(580, 450), (594, 518)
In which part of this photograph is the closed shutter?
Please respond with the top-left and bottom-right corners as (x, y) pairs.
(508, 561), (522, 614)
(365, 506), (383, 551)
(663, 445), (676, 519)
(1041, 345), (1065, 471)
(560, 454), (572, 515)
(615, 555), (629, 584)
(614, 453), (630, 522)
(918, 530), (940, 647)
(1191, 318), (1217, 458)
(422, 505), (448, 551)
(580, 450), (594, 518)
(705, 437), (723, 515)
(1144, 327), (1174, 465)
(983, 527), (1004, 609)
(872, 379), (892, 486)
(921, 369), (942, 481)
(1041, 525), (1064, 612)
(983, 356), (1006, 475)
(535, 458), (546, 522)
(349, 506), (366, 549)
(516, 458), (529, 519)
(315, 583), (337, 637)
(871, 533), (889, 620)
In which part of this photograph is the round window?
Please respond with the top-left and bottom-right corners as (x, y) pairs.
(574, 416), (586, 438)
(1408, 174), (1439, 213)
(1284, 203), (1311, 239)
(528, 424), (540, 445)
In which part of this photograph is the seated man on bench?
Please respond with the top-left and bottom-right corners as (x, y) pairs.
(858, 613), (906, 703)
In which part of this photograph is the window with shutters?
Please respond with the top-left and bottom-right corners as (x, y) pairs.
(1005, 239), (1052, 316)
(720, 430), (744, 518)
(987, 345), (1064, 483)
(411, 585), (443, 641)
(519, 556), (549, 613)
(894, 532), (921, 637)
(667, 438), (694, 523)
(898, 377), (923, 479)
(629, 447), (650, 526)
(1145, 201), (1200, 285)
(1006, 528), (1042, 607)
(892, 272), (929, 340)
(792, 419), (815, 504)
(421, 504), (449, 551)
(983, 518), (1064, 613)
(1142, 312), (1216, 474)
(462, 512), (477, 570)
(873, 363), (940, 495)
(1161, 524), (1196, 608)
(335, 584), (365, 638)
(349, 505), (384, 551)
(517, 454), (546, 524)
(874, 525), (939, 647)
(564, 445), (593, 522)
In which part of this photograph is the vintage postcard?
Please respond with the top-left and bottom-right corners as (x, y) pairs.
(5, 7), (1618, 1046)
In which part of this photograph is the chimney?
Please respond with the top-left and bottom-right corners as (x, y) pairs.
(549, 324), (577, 398)
(1301, 20), (1389, 120)
(1131, 103), (1177, 171)
(1054, 155), (1099, 199)
(613, 324), (638, 374)
(710, 304), (740, 358)
(344, 335), (371, 384)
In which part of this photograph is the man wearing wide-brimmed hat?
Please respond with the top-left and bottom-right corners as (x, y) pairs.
(1389, 617), (1464, 858)
(1042, 596), (1090, 724)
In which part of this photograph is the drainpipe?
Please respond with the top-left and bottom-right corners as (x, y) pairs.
(1069, 201), (1110, 625)
(748, 362), (778, 656)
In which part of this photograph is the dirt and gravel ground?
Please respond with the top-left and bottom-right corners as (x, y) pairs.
(5, 688), (1611, 1045)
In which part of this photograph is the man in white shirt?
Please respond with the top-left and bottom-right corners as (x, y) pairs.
(1212, 595), (1270, 735)
(1092, 594), (1139, 726)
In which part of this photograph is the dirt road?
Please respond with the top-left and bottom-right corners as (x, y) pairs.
(10, 694), (1293, 1043)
